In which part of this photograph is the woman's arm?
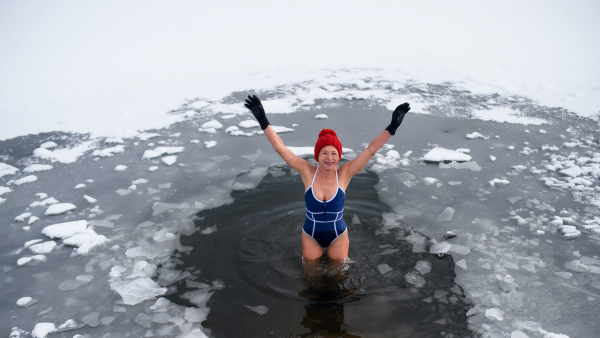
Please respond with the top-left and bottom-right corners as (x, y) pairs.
(340, 102), (411, 186)
(245, 95), (313, 177)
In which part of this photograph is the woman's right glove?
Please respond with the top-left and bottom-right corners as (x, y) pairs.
(385, 102), (410, 135)
(244, 95), (270, 130)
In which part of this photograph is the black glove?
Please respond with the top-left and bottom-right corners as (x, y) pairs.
(244, 95), (270, 130)
(385, 102), (410, 135)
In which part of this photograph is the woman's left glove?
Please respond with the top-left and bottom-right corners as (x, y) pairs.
(244, 95), (270, 130)
(385, 102), (410, 135)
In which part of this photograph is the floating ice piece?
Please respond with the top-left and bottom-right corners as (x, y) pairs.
(40, 141), (57, 149)
(15, 212), (31, 222)
(377, 264), (392, 274)
(31, 323), (56, 338)
(560, 226), (581, 239)
(105, 137), (124, 143)
(239, 120), (260, 128)
(422, 177), (438, 185)
(74, 183), (85, 189)
(405, 271), (425, 287)
(490, 155), (497, 161)
(83, 195), (97, 204)
(444, 231), (457, 239)
(415, 260), (432, 275)
(63, 228), (108, 255)
(142, 147), (184, 159)
(205, 141), (217, 148)
(466, 132), (487, 139)
(0, 162), (19, 178)
(490, 178), (510, 187)
(177, 328), (210, 338)
(0, 186), (12, 196)
(132, 178), (148, 185)
(114, 165), (127, 171)
(45, 203), (76, 215)
(405, 231), (426, 253)
(244, 305), (269, 315)
(91, 145), (125, 157)
(511, 330), (529, 338)
(16, 296), (37, 307)
(436, 207), (455, 222)
(152, 202), (177, 216)
(314, 114), (328, 119)
(23, 164), (53, 173)
(422, 147), (472, 163)
(559, 166), (582, 177)
(14, 175), (38, 185)
(485, 308), (504, 321)
(270, 125), (295, 133)
(184, 307), (210, 324)
(29, 241), (56, 255)
(448, 244), (470, 255)
(201, 120), (223, 129)
(225, 126), (239, 133)
(162, 156), (177, 166)
(199, 127), (217, 134)
(430, 242), (452, 255)
(148, 166), (158, 171)
(137, 132), (161, 141)
(111, 277), (167, 305)
(17, 255), (47, 266)
(455, 259), (467, 270)
(42, 220), (88, 239)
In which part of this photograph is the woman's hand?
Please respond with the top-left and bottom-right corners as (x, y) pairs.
(385, 102), (410, 135)
(244, 95), (270, 130)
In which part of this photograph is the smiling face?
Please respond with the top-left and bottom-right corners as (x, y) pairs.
(317, 145), (340, 170)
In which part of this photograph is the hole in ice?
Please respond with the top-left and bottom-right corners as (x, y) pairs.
(170, 167), (473, 337)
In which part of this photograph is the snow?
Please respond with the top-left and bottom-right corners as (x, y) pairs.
(42, 220), (88, 239)
(28, 241), (57, 255)
(162, 156), (177, 166)
(0, 186), (12, 196)
(114, 165), (128, 171)
(23, 164), (53, 173)
(14, 175), (38, 185)
(314, 114), (328, 119)
(142, 147), (184, 160)
(31, 323), (56, 338)
(0, 162), (19, 177)
(16, 297), (35, 307)
(201, 120), (223, 129)
(421, 147), (472, 163)
(466, 132), (487, 140)
(91, 145), (125, 157)
(472, 107), (548, 125)
(63, 228), (108, 255)
(40, 142), (57, 149)
(45, 203), (76, 215)
(238, 120), (260, 128)
(204, 141), (216, 148)
(32, 141), (95, 164)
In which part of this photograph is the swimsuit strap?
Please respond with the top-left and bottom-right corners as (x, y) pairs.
(335, 168), (339, 188)
(310, 166), (319, 188)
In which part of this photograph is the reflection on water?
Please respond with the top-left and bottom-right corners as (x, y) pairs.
(176, 167), (473, 337)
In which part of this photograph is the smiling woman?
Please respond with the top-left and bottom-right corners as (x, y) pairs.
(244, 95), (411, 264)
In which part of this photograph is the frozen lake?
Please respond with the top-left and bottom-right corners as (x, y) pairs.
(2, 79), (600, 338)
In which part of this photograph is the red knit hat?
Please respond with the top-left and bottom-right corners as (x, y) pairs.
(314, 129), (342, 161)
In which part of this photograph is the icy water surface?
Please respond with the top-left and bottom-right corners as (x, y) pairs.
(175, 168), (472, 337)
(2, 79), (600, 338)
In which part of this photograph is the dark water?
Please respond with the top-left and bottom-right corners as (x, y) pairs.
(175, 167), (473, 337)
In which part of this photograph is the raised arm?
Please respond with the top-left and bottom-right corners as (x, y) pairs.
(244, 95), (313, 176)
(340, 102), (411, 184)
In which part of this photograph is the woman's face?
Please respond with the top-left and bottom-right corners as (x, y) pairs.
(318, 145), (340, 170)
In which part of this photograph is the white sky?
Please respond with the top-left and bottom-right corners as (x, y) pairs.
(1, 0), (599, 140)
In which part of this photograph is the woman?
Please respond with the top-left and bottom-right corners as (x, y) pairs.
(244, 95), (410, 264)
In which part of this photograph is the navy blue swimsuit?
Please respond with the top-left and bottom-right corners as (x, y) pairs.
(302, 167), (347, 247)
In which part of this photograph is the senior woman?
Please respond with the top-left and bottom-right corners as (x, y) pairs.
(244, 95), (410, 264)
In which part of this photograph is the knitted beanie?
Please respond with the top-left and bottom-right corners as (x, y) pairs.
(314, 129), (342, 161)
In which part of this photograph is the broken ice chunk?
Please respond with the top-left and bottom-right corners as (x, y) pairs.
(83, 195), (97, 204)
(485, 308), (504, 321)
(377, 264), (392, 274)
(63, 228), (108, 255)
(405, 271), (426, 287)
(45, 203), (76, 216)
(31, 323), (56, 338)
(430, 242), (452, 255)
(14, 212), (31, 222)
(489, 178), (510, 187)
(16, 296), (37, 307)
(314, 114), (328, 119)
(14, 175), (38, 185)
(42, 220), (88, 239)
(110, 277), (167, 305)
(17, 255), (47, 266)
(421, 148), (472, 163)
(436, 207), (455, 222)
(243, 305), (269, 315)
(415, 260), (432, 275)
(162, 156), (177, 166)
(455, 259), (467, 270)
(28, 241), (56, 255)
(466, 132), (488, 139)
(422, 177), (438, 185)
(204, 141), (217, 148)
